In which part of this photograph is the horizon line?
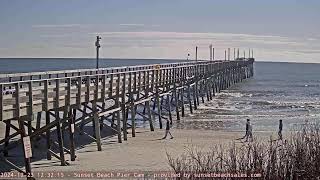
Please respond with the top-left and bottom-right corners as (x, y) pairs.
(0, 57), (319, 64)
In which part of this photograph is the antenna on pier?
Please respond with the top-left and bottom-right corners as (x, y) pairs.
(195, 46), (198, 61)
(224, 50), (227, 61)
(249, 49), (251, 58)
(228, 48), (230, 61)
(95, 36), (102, 69)
(233, 48), (236, 60)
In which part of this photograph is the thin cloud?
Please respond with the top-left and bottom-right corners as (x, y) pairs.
(32, 24), (85, 28)
(119, 24), (145, 27)
(86, 31), (320, 61)
(118, 24), (160, 28)
(89, 31), (295, 45)
(90, 31), (286, 39)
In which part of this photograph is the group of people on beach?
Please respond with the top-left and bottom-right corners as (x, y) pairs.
(240, 118), (283, 142)
(161, 118), (284, 142)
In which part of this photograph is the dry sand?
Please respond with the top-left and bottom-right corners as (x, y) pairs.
(0, 120), (278, 180)
(29, 128), (272, 172)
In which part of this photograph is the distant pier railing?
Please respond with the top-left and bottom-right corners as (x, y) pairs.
(0, 58), (254, 179)
(0, 61), (219, 83)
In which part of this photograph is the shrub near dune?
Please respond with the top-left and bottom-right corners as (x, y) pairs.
(167, 123), (320, 180)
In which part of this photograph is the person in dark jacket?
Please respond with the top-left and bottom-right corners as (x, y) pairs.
(278, 119), (283, 140)
(162, 120), (173, 139)
(238, 119), (252, 142)
(245, 121), (253, 142)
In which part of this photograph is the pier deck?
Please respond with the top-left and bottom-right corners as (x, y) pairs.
(0, 59), (254, 179)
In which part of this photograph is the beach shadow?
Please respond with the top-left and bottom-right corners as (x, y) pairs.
(136, 131), (150, 134)
(0, 122), (121, 173)
(150, 138), (165, 141)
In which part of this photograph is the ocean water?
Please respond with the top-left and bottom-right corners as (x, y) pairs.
(0, 58), (319, 133)
(0, 58), (185, 73)
(178, 62), (320, 133)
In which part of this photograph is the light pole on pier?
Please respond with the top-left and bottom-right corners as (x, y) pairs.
(195, 46), (198, 61)
(224, 50), (227, 61)
(95, 36), (102, 69)
(213, 48), (215, 60)
(237, 48), (240, 59)
(209, 44), (213, 61)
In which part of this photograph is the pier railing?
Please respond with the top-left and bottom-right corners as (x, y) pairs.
(0, 59), (254, 179)
(0, 59), (253, 122)
(0, 60), (224, 83)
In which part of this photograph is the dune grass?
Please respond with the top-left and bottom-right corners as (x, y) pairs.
(167, 123), (320, 179)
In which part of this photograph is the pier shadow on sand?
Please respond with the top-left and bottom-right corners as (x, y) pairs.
(0, 124), (119, 173)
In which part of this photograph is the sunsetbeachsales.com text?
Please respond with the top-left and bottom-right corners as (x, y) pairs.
(0, 171), (262, 179)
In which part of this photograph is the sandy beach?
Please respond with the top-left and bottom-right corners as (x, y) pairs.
(0, 89), (284, 178)
(27, 128), (272, 172)
(0, 121), (273, 172)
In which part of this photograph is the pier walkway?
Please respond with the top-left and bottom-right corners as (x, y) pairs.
(0, 59), (254, 179)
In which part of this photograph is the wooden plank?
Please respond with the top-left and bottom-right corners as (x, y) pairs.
(155, 69), (162, 129)
(173, 68), (180, 121)
(76, 77), (82, 108)
(3, 120), (11, 156)
(45, 111), (52, 160)
(0, 84), (3, 121)
(15, 83), (20, 117)
(145, 71), (154, 131)
(43, 80), (48, 111)
(93, 75), (102, 151)
(85, 76), (90, 102)
(187, 85), (193, 114)
(98, 107), (121, 117)
(101, 74), (106, 101)
(55, 79), (66, 166)
(27, 81), (34, 138)
(66, 79), (76, 160)
(16, 82), (34, 178)
(121, 73), (127, 141)
(116, 74), (122, 143)
(109, 74), (114, 97)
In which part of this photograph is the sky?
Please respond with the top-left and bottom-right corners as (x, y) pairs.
(0, 0), (319, 63)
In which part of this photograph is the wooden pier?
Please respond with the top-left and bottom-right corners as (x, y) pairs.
(0, 59), (254, 179)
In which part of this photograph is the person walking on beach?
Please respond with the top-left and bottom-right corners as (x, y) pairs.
(237, 119), (252, 142)
(162, 119), (174, 139)
(245, 119), (253, 142)
(278, 119), (283, 140)
(238, 119), (253, 142)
